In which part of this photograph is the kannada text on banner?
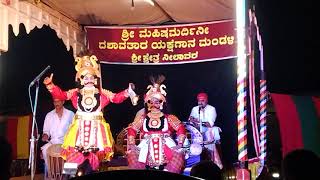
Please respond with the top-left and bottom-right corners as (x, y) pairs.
(85, 20), (237, 64)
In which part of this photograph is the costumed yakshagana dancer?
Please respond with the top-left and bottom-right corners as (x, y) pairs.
(126, 75), (186, 173)
(43, 53), (138, 171)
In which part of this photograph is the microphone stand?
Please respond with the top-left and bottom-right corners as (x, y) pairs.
(199, 106), (204, 148)
(27, 65), (50, 180)
(28, 80), (40, 180)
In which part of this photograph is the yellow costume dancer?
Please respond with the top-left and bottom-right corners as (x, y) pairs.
(43, 53), (138, 171)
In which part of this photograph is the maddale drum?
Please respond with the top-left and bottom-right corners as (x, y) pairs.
(47, 144), (65, 180)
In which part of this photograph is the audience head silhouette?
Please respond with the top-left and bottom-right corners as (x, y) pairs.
(0, 136), (12, 180)
(190, 160), (222, 180)
(282, 149), (320, 180)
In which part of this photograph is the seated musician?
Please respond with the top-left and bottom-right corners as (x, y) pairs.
(188, 92), (222, 169)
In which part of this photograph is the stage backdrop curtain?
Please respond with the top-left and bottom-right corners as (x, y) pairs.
(0, 115), (32, 159)
(270, 93), (320, 157)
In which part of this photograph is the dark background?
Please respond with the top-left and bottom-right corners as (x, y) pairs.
(254, 0), (316, 94)
(0, 0), (315, 168)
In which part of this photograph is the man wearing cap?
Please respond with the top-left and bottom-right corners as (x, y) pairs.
(189, 93), (218, 140)
(188, 92), (223, 169)
(41, 98), (74, 178)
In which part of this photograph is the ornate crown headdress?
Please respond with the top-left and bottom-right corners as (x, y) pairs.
(144, 75), (167, 103)
(75, 54), (101, 82)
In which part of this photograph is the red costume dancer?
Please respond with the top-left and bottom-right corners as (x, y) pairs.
(43, 54), (138, 171)
(127, 75), (186, 173)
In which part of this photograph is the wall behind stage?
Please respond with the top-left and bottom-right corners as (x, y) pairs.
(0, 25), (240, 166)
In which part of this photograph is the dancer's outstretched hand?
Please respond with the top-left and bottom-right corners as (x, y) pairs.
(128, 83), (135, 91)
(43, 73), (53, 85)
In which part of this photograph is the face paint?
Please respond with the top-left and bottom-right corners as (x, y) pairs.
(81, 74), (96, 87)
(147, 97), (163, 111)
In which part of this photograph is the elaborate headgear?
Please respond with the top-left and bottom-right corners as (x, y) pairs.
(144, 75), (167, 103)
(75, 54), (101, 82)
(197, 92), (208, 100)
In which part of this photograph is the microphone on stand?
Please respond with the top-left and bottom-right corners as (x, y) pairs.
(198, 103), (203, 139)
(29, 65), (51, 87)
(198, 103), (204, 114)
(28, 65), (50, 180)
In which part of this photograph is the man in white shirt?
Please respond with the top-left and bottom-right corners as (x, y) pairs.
(41, 98), (74, 177)
(188, 92), (223, 169)
(189, 93), (220, 143)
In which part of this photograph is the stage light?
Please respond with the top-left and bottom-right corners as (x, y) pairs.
(77, 170), (84, 176)
(272, 172), (280, 178)
(131, 0), (155, 8)
(62, 162), (78, 176)
(227, 175), (236, 179)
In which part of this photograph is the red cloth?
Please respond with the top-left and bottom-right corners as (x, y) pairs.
(176, 124), (186, 136)
(65, 150), (100, 170)
(271, 94), (304, 157)
(127, 127), (137, 137)
(163, 145), (173, 160)
(197, 92), (208, 100)
(50, 85), (128, 109)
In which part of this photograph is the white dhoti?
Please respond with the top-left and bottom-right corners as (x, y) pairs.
(41, 142), (53, 179)
(203, 126), (223, 169)
(41, 142), (53, 167)
(204, 126), (222, 142)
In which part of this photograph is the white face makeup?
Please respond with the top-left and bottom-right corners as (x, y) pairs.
(147, 97), (163, 111)
(82, 74), (96, 87)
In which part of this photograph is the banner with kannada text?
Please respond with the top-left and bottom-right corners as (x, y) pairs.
(85, 20), (237, 65)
